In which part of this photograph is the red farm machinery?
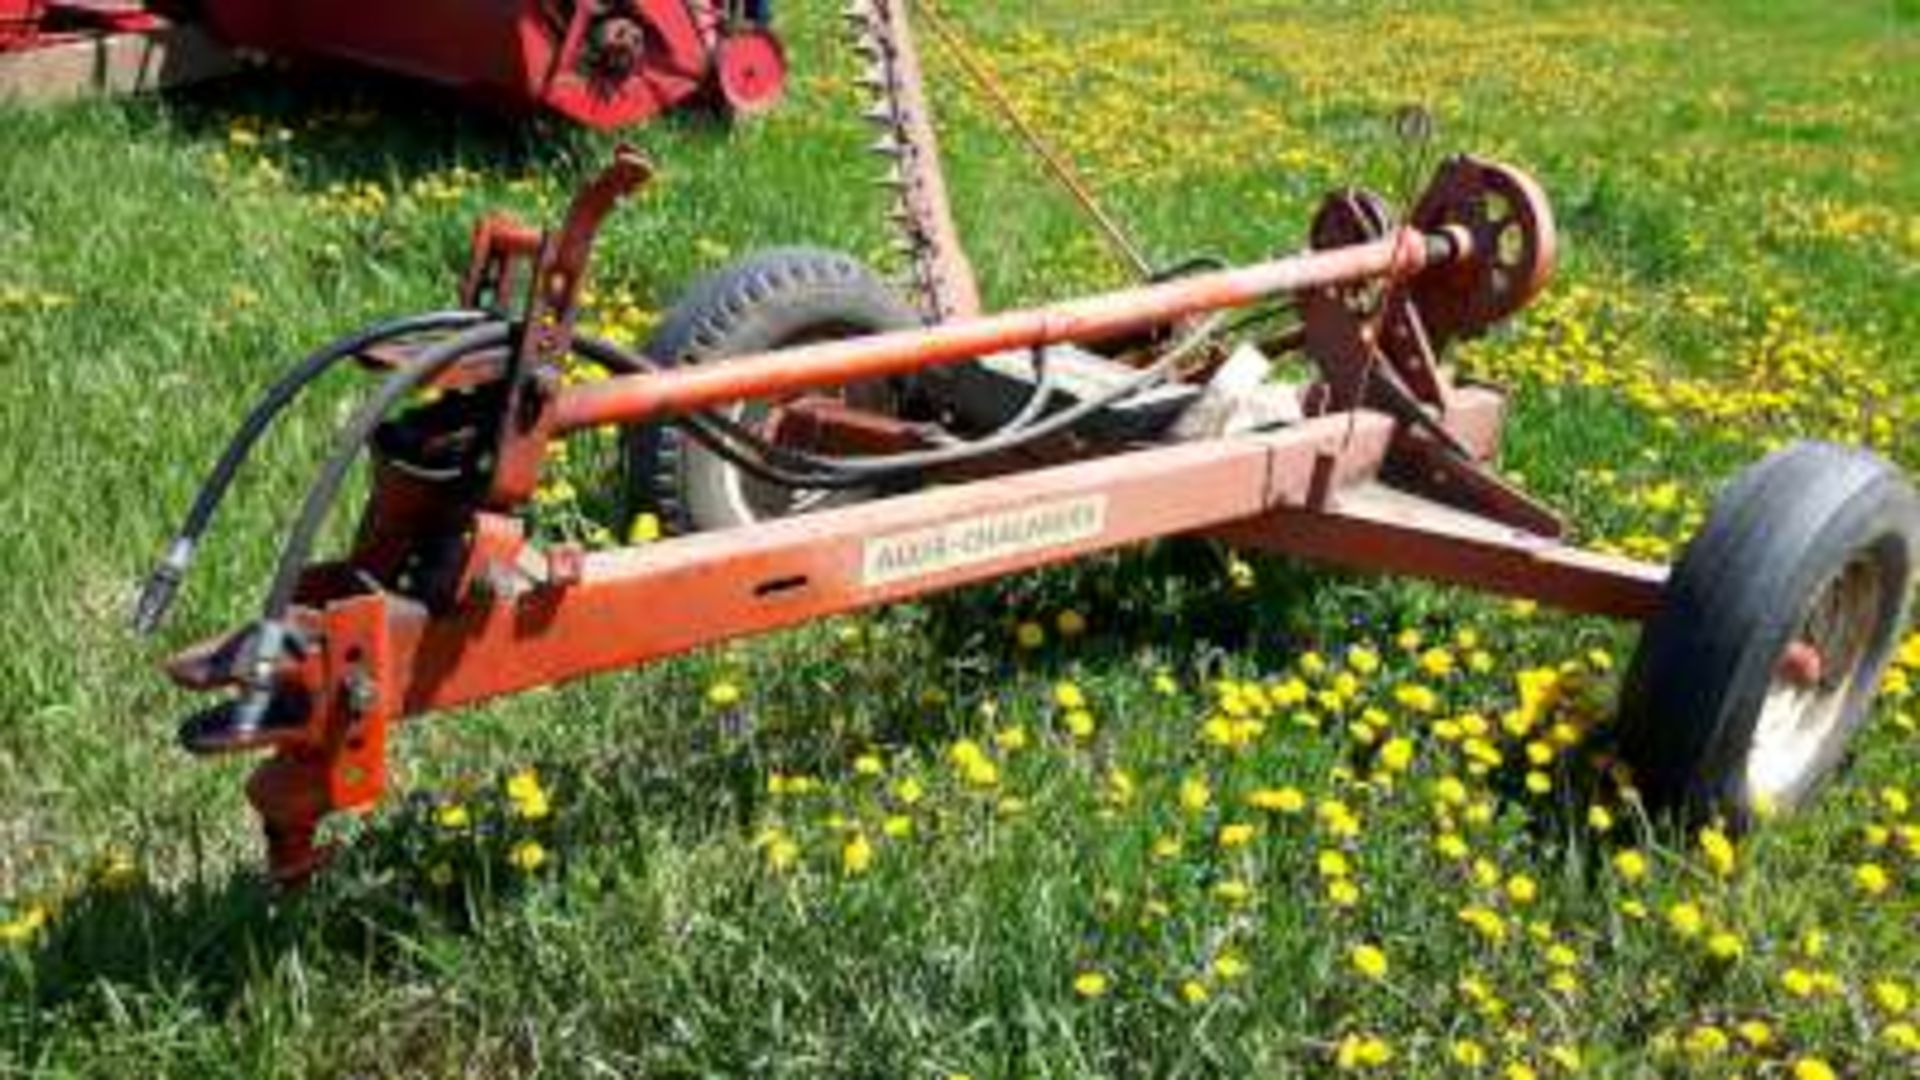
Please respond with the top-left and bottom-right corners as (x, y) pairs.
(0, 1), (787, 122)
(134, 1), (1919, 882)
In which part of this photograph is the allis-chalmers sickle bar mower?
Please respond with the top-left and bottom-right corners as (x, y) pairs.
(138, 3), (1919, 882)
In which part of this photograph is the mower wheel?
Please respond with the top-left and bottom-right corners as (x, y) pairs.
(623, 247), (921, 534)
(1615, 441), (1919, 825)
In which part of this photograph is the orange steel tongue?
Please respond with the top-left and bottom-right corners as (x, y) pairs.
(553, 228), (1449, 433)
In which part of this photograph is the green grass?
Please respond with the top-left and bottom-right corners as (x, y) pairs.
(2, 1), (1918, 1076)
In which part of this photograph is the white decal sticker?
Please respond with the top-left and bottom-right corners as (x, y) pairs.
(861, 495), (1109, 588)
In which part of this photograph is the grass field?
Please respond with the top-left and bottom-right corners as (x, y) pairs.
(3, 0), (1919, 1075)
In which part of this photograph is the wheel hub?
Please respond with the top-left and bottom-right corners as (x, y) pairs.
(1747, 555), (1883, 802)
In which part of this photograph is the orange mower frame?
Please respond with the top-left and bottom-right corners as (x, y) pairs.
(142, 149), (1920, 882)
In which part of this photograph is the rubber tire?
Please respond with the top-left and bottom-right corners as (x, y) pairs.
(623, 247), (921, 533)
(1615, 440), (1920, 825)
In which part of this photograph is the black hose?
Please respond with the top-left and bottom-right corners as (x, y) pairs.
(133, 309), (490, 633)
(221, 321), (514, 734)
(221, 314), (1221, 731)
(258, 322), (513, 625)
(575, 312), (1225, 488)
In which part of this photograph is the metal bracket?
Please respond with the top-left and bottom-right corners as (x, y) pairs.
(485, 147), (654, 509)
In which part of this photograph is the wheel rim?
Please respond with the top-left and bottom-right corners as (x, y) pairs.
(715, 30), (788, 116)
(1746, 554), (1886, 802)
(716, 399), (840, 522)
(702, 323), (892, 525)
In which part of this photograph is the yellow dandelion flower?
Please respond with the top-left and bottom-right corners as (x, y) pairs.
(1394, 684), (1439, 714)
(1227, 557), (1256, 591)
(505, 768), (543, 802)
(1350, 942), (1389, 980)
(1706, 930), (1744, 961)
(1699, 827), (1737, 877)
(854, 753), (885, 776)
(1736, 1020), (1773, 1049)
(1683, 1025), (1729, 1059)
(1612, 849), (1650, 882)
(765, 836), (800, 871)
(1855, 861), (1891, 896)
(508, 839), (547, 873)
(1451, 1040), (1487, 1068)
(1212, 951), (1249, 980)
(1334, 1033), (1394, 1070)
(1055, 609), (1087, 638)
(1459, 904), (1508, 944)
(1181, 979), (1210, 1004)
(1884, 1021), (1920, 1052)
(1873, 978), (1912, 1014)
(1218, 823), (1257, 848)
(706, 680), (742, 707)
(1883, 786), (1913, 817)
(434, 802), (472, 830)
(1014, 621), (1046, 650)
(1378, 738), (1415, 773)
(1666, 901), (1705, 938)
(1072, 970), (1109, 998)
(842, 833), (874, 876)
(1326, 878), (1361, 908)
(1505, 875), (1539, 906)
(893, 776), (925, 805)
(1180, 776), (1213, 813)
(1214, 879), (1252, 905)
(1790, 1057), (1837, 1080)
(1248, 786), (1307, 813)
(1587, 805), (1615, 832)
(1054, 681), (1087, 710)
(1317, 799), (1361, 839)
(627, 512), (662, 544)
(1781, 967), (1821, 998)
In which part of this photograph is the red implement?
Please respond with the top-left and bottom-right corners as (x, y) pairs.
(197, 0), (785, 127)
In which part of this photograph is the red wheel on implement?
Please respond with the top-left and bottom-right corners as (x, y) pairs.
(713, 27), (788, 117)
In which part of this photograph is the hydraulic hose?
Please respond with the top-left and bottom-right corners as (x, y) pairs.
(224, 320), (513, 735)
(574, 312), (1225, 488)
(133, 309), (490, 634)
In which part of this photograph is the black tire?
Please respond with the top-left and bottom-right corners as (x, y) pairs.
(622, 247), (921, 533)
(1616, 441), (1920, 825)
